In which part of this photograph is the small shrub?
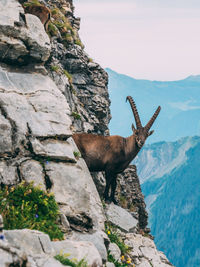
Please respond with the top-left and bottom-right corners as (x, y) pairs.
(0, 182), (64, 240)
(71, 112), (81, 120)
(55, 253), (88, 267)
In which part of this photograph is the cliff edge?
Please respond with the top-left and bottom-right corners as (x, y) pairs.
(0, 0), (173, 266)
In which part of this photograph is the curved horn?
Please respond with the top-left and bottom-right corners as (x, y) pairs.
(126, 96), (142, 128)
(145, 106), (161, 132)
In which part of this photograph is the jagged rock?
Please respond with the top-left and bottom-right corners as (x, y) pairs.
(116, 165), (148, 230)
(52, 240), (102, 267)
(124, 233), (174, 266)
(0, 0), (51, 64)
(71, 230), (108, 263)
(108, 243), (121, 261)
(105, 203), (138, 233)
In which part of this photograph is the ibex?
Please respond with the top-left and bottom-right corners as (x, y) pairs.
(73, 96), (161, 203)
(23, 4), (51, 31)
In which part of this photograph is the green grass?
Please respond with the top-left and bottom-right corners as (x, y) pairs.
(0, 182), (64, 240)
(55, 254), (88, 267)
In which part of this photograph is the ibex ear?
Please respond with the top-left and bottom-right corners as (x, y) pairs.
(148, 130), (154, 136)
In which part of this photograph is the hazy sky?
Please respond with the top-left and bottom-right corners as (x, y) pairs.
(73, 0), (200, 81)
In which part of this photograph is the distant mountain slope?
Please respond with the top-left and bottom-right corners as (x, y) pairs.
(134, 136), (200, 267)
(106, 68), (200, 143)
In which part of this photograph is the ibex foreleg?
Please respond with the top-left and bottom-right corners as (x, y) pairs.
(104, 172), (118, 204)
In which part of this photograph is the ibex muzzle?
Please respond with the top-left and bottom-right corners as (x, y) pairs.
(73, 96), (161, 203)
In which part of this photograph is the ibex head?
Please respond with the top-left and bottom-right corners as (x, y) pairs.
(126, 96), (161, 148)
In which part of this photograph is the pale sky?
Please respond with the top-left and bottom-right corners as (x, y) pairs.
(73, 0), (200, 81)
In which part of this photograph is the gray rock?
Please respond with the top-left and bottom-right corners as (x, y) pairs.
(0, 0), (51, 63)
(4, 229), (54, 256)
(71, 231), (107, 263)
(0, 0), (23, 27)
(108, 243), (121, 261)
(0, 65), (72, 143)
(0, 240), (28, 267)
(52, 240), (102, 267)
(36, 257), (64, 267)
(105, 203), (138, 233)
(0, 115), (12, 155)
(30, 137), (76, 162)
(0, 161), (18, 185)
(46, 158), (105, 231)
(22, 14), (50, 62)
(124, 233), (174, 266)
(106, 262), (115, 267)
(20, 160), (46, 190)
(60, 213), (70, 232)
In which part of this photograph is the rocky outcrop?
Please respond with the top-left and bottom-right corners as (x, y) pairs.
(0, 0), (173, 266)
(116, 165), (149, 230)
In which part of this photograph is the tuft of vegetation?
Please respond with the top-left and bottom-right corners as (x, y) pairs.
(23, 0), (41, 7)
(74, 39), (84, 49)
(63, 70), (73, 84)
(73, 151), (81, 159)
(105, 222), (130, 255)
(50, 65), (61, 73)
(0, 181), (64, 240)
(55, 253), (88, 267)
(71, 112), (81, 120)
(48, 22), (60, 37)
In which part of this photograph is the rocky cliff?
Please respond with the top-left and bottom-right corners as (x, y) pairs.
(0, 0), (173, 266)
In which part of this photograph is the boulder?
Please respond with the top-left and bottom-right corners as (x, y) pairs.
(4, 229), (54, 255)
(52, 240), (102, 267)
(105, 203), (138, 233)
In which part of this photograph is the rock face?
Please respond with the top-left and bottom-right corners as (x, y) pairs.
(0, 0), (173, 266)
(116, 165), (149, 230)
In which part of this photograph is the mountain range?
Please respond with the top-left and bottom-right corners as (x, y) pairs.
(106, 68), (200, 143)
(134, 136), (200, 267)
(107, 68), (200, 267)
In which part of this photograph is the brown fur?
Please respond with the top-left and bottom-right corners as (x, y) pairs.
(72, 97), (161, 203)
(24, 4), (51, 31)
